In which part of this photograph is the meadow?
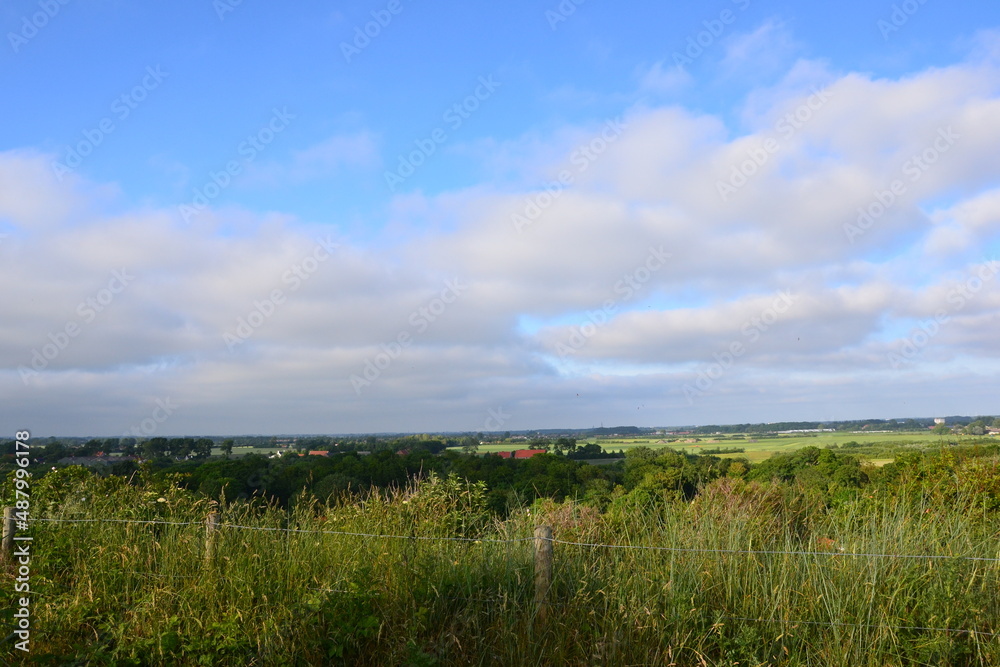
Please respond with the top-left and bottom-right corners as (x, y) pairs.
(475, 431), (956, 462)
(3, 442), (999, 666)
(209, 445), (285, 457)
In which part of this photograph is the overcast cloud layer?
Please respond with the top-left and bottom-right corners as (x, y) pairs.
(2, 2), (999, 435)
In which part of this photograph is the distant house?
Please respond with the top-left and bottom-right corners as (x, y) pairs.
(307, 450), (331, 457)
(496, 449), (546, 460)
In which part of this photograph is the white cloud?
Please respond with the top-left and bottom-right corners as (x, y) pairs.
(923, 187), (1000, 257)
(0, 150), (99, 231)
(720, 18), (800, 78)
(3, 44), (1000, 433)
(243, 131), (381, 185)
(637, 61), (692, 95)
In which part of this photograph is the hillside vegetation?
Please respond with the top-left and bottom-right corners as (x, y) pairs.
(2, 443), (999, 665)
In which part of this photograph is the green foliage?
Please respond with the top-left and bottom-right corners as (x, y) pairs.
(745, 446), (867, 505)
(459, 435), (479, 455)
(621, 446), (734, 500)
(4, 442), (1000, 665)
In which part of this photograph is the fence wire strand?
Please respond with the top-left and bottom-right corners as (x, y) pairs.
(548, 536), (1000, 563)
(26, 516), (532, 544)
(15, 513), (1000, 642)
(26, 516), (1000, 562)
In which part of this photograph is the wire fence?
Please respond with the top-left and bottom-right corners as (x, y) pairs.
(549, 536), (1000, 562)
(7, 512), (1000, 642)
(24, 515), (1000, 562)
(27, 516), (536, 543)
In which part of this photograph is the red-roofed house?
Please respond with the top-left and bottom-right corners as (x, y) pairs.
(497, 449), (546, 459)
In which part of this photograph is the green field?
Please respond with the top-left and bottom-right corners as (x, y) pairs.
(221, 432), (988, 463)
(630, 432), (953, 462)
(209, 445), (284, 457)
(472, 431), (971, 463)
(214, 432), (992, 466)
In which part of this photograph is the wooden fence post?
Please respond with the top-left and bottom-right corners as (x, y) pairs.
(204, 511), (219, 564)
(1, 507), (14, 562)
(534, 525), (553, 623)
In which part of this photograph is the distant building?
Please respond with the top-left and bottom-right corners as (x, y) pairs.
(496, 449), (546, 460)
(934, 418), (946, 425)
(307, 450), (330, 457)
(777, 429), (836, 433)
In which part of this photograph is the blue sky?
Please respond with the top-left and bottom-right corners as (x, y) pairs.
(2, 0), (999, 436)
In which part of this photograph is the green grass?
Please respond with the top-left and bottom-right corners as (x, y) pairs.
(4, 464), (1000, 665)
(209, 446), (285, 457)
(470, 431), (964, 463)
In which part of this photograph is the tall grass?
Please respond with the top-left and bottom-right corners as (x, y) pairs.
(2, 469), (999, 665)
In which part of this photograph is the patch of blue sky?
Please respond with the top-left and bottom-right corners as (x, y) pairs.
(545, 354), (683, 379)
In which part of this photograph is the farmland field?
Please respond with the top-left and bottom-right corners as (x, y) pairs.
(208, 445), (284, 457)
(469, 431), (969, 462)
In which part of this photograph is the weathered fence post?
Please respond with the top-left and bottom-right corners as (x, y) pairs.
(534, 525), (553, 623)
(1, 507), (14, 562)
(204, 511), (219, 564)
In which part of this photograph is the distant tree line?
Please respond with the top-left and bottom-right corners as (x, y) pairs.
(8, 438), (963, 516)
(4, 425), (999, 520)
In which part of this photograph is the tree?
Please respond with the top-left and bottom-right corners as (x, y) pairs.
(41, 441), (70, 463)
(222, 439), (234, 458)
(193, 438), (214, 458)
(552, 437), (576, 456)
(461, 436), (479, 456)
(172, 438), (193, 459)
(932, 423), (950, 435)
(965, 420), (987, 436)
(142, 438), (169, 458)
(529, 437), (551, 452)
(574, 443), (604, 458)
(313, 473), (354, 501)
(79, 439), (102, 456)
